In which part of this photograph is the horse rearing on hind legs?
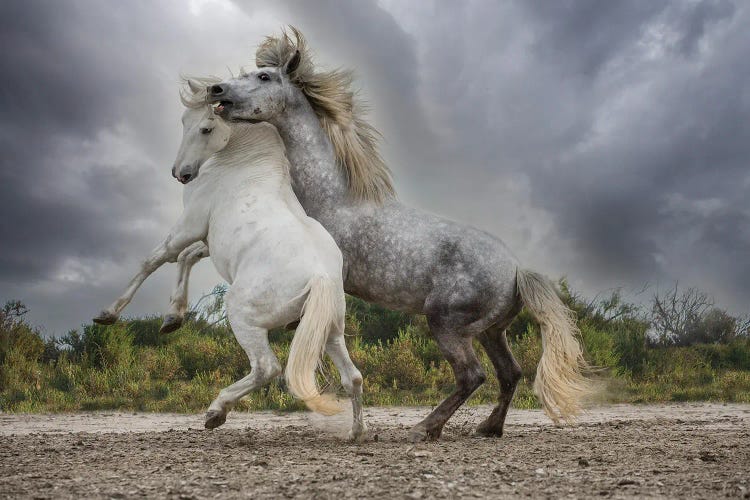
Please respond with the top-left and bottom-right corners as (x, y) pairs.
(94, 79), (366, 440)
(97, 28), (591, 442)
(203, 28), (592, 442)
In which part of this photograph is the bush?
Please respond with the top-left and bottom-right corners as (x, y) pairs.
(169, 330), (236, 378)
(1, 291), (749, 413)
(127, 316), (167, 347)
(612, 320), (649, 377)
(345, 296), (414, 344)
(511, 325), (542, 380)
(0, 301), (45, 365)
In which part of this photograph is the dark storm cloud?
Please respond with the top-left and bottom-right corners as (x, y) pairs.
(367, 1), (750, 311)
(524, 0), (750, 302)
(0, 1), (159, 281)
(0, 0), (267, 333)
(2, 0), (748, 334)
(522, 1), (671, 77)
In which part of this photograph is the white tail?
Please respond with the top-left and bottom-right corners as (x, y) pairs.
(285, 275), (343, 416)
(516, 269), (592, 423)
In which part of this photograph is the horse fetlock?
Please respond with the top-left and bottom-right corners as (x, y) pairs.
(348, 423), (367, 442)
(215, 389), (236, 407)
(168, 298), (188, 312)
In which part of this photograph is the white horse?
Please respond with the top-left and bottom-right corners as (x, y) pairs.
(94, 79), (365, 439)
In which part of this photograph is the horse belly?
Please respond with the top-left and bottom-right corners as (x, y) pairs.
(342, 238), (430, 313)
(336, 204), (519, 316)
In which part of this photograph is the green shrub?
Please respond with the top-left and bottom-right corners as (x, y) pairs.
(1, 293), (749, 413)
(0, 301), (45, 365)
(511, 325), (542, 380)
(580, 321), (619, 369)
(127, 316), (166, 346)
(169, 329), (235, 378)
(371, 332), (427, 390)
(346, 296), (414, 343)
(612, 320), (649, 377)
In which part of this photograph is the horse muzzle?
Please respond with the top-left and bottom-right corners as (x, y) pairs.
(176, 165), (198, 184)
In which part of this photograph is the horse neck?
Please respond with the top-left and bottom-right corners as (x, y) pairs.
(270, 95), (349, 217)
(212, 124), (289, 184)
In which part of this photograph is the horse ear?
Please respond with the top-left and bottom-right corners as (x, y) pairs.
(187, 79), (202, 94)
(284, 50), (301, 75)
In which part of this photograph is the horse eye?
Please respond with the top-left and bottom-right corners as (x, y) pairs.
(200, 127), (213, 135)
(258, 73), (270, 82)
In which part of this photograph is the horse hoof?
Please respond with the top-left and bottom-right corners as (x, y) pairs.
(160, 315), (183, 334)
(204, 410), (227, 429)
(92, 311), (118, 325)
(348, 426), (367, 442)
(407, 424), (440, 443)
(474, 423), (503, 438)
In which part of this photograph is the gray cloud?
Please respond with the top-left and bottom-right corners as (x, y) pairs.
(379, 1), (750, 311)
(1, 0), (748, 335)
(1, 0), (275, 334)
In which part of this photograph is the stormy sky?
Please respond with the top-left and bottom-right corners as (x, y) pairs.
(2, 0), (748, 335)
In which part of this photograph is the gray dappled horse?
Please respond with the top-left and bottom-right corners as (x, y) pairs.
(195, 28), (590, 442)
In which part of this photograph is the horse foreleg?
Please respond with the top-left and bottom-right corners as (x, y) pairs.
(205, 317), (280, 429)
(93, 230), (200, 325)
(326, 327), (366, 441)
(160, 241), (209, 333)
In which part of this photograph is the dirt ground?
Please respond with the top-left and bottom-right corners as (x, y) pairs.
(1, 403), (749, 499)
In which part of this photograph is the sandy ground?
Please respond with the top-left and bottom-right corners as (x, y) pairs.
(1, 403), (749, 499)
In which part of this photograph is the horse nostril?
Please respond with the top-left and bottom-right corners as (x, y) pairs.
(209, 84), (225, 96)
(182, 173), (192, 182)
(171, 166), (177, 178)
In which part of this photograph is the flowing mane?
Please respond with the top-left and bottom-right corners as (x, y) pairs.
(180, 75), (221, 109)
(256, 27), (395, 203)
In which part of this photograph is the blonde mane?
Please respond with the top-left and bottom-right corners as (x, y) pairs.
(179, 75), (221, 109)
(256, 27), (395, 203)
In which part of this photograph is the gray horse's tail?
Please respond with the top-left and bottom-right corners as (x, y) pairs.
(516, 269), (591, 423)
(286, 275), (343, 416)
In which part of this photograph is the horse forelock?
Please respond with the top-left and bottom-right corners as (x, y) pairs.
(255, 26), (396, 204)
(179, 75), (222, 109)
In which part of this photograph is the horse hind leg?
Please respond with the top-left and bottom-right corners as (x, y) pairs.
(205, 314), (281, 429)
(408, 323), (486, 442)
(161, 242), (209, 333)
(476, 323), (522, 437)
(325, 323), (366, 441)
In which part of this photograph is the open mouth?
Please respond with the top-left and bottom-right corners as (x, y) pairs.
(212, 101), (261, 123)
(212, 101), (233, 115)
